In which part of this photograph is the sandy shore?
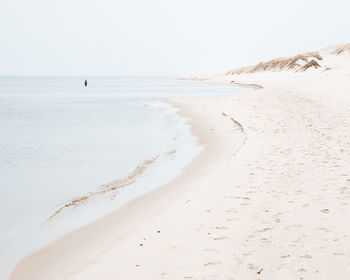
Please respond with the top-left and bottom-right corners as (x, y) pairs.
(11, 45), (350, 279)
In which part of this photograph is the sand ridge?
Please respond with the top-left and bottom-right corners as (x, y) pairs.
(47, 155), (160, 221)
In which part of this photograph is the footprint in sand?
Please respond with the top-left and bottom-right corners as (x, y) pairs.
(258, 227), (272, 232)
(333, 252), (345, 256)
(203, 261), (221, 266)
(240, 202), (250, 206)
(280, 255), (290, 259)
(213, 236), (228, 240)
(216, 226), (228, 230)
(247, 263), (258, 270)
(227, 218), (239, 222)
(260, 238), (270, 244)
(247, 263), (263, 274)
(301, 255), (312, 259)
(204, 248), (219, 252)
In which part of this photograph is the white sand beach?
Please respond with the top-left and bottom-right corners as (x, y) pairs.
(10, 43), (350, 279)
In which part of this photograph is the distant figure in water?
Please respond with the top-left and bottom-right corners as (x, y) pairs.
(84, 79), (88, 87)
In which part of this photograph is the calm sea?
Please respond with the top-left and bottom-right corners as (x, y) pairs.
(0, 76), (247, 279)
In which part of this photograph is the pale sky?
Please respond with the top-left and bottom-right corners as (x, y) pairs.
(0, 0), (349, 76)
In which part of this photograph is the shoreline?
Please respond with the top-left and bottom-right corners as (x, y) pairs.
(0, 85), (203, 280)
(4, 76), (249, 280)
(10, 90), (250, 279)
(10, 45), (350, 279)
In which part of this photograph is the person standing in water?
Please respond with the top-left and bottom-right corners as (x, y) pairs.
(84, 79), (88, 87)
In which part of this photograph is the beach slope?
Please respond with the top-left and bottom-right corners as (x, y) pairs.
(11, 43), (350, 279)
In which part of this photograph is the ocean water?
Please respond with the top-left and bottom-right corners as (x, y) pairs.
(0, 76), (247, 279)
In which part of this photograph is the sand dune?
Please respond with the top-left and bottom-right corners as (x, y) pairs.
(226, 43), (350, 75)
(323, 43), (350, 55)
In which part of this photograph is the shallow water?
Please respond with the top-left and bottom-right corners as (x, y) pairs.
(0, 76), (247, 279)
